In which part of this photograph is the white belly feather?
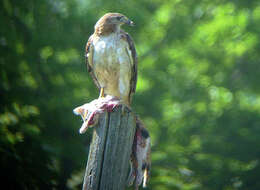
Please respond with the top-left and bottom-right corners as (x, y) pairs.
(92, 33), (132, 101)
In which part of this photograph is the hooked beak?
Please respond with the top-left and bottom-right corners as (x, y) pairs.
(122, 17), (135, 26)
(127, 19), (135, 26)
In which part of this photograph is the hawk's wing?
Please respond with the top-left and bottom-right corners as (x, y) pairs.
(85, 35), (100, 89)
(122, 32), (138, 101)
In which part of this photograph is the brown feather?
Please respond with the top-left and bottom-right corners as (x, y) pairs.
(85, 34), (100, 89)
(95, 13), (123, 36)
(121, 31), (138, 103)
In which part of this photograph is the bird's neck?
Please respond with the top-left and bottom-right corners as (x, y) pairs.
(95, 24), (120, 36)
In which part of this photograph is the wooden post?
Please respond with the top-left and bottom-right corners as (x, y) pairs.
(82, 106), (136, 190)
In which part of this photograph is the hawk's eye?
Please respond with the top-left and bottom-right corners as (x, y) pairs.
(116, 16), (123, 21)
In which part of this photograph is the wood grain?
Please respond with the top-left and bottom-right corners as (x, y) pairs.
(82, 106), (136, 190)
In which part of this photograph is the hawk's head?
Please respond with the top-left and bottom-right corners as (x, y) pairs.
(95, 13), (134, 35)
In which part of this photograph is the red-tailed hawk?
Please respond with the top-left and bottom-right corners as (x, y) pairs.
(85, 13), (137, 106)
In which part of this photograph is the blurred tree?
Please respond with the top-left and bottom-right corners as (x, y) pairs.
(1, 0), (260, 189)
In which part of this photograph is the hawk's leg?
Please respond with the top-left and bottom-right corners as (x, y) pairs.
(99, 87), (105, 98)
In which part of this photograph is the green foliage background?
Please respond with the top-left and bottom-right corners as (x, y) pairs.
(1, 0), (260, 189)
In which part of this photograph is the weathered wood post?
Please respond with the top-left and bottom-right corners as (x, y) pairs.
(82, 106), (136, 190)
